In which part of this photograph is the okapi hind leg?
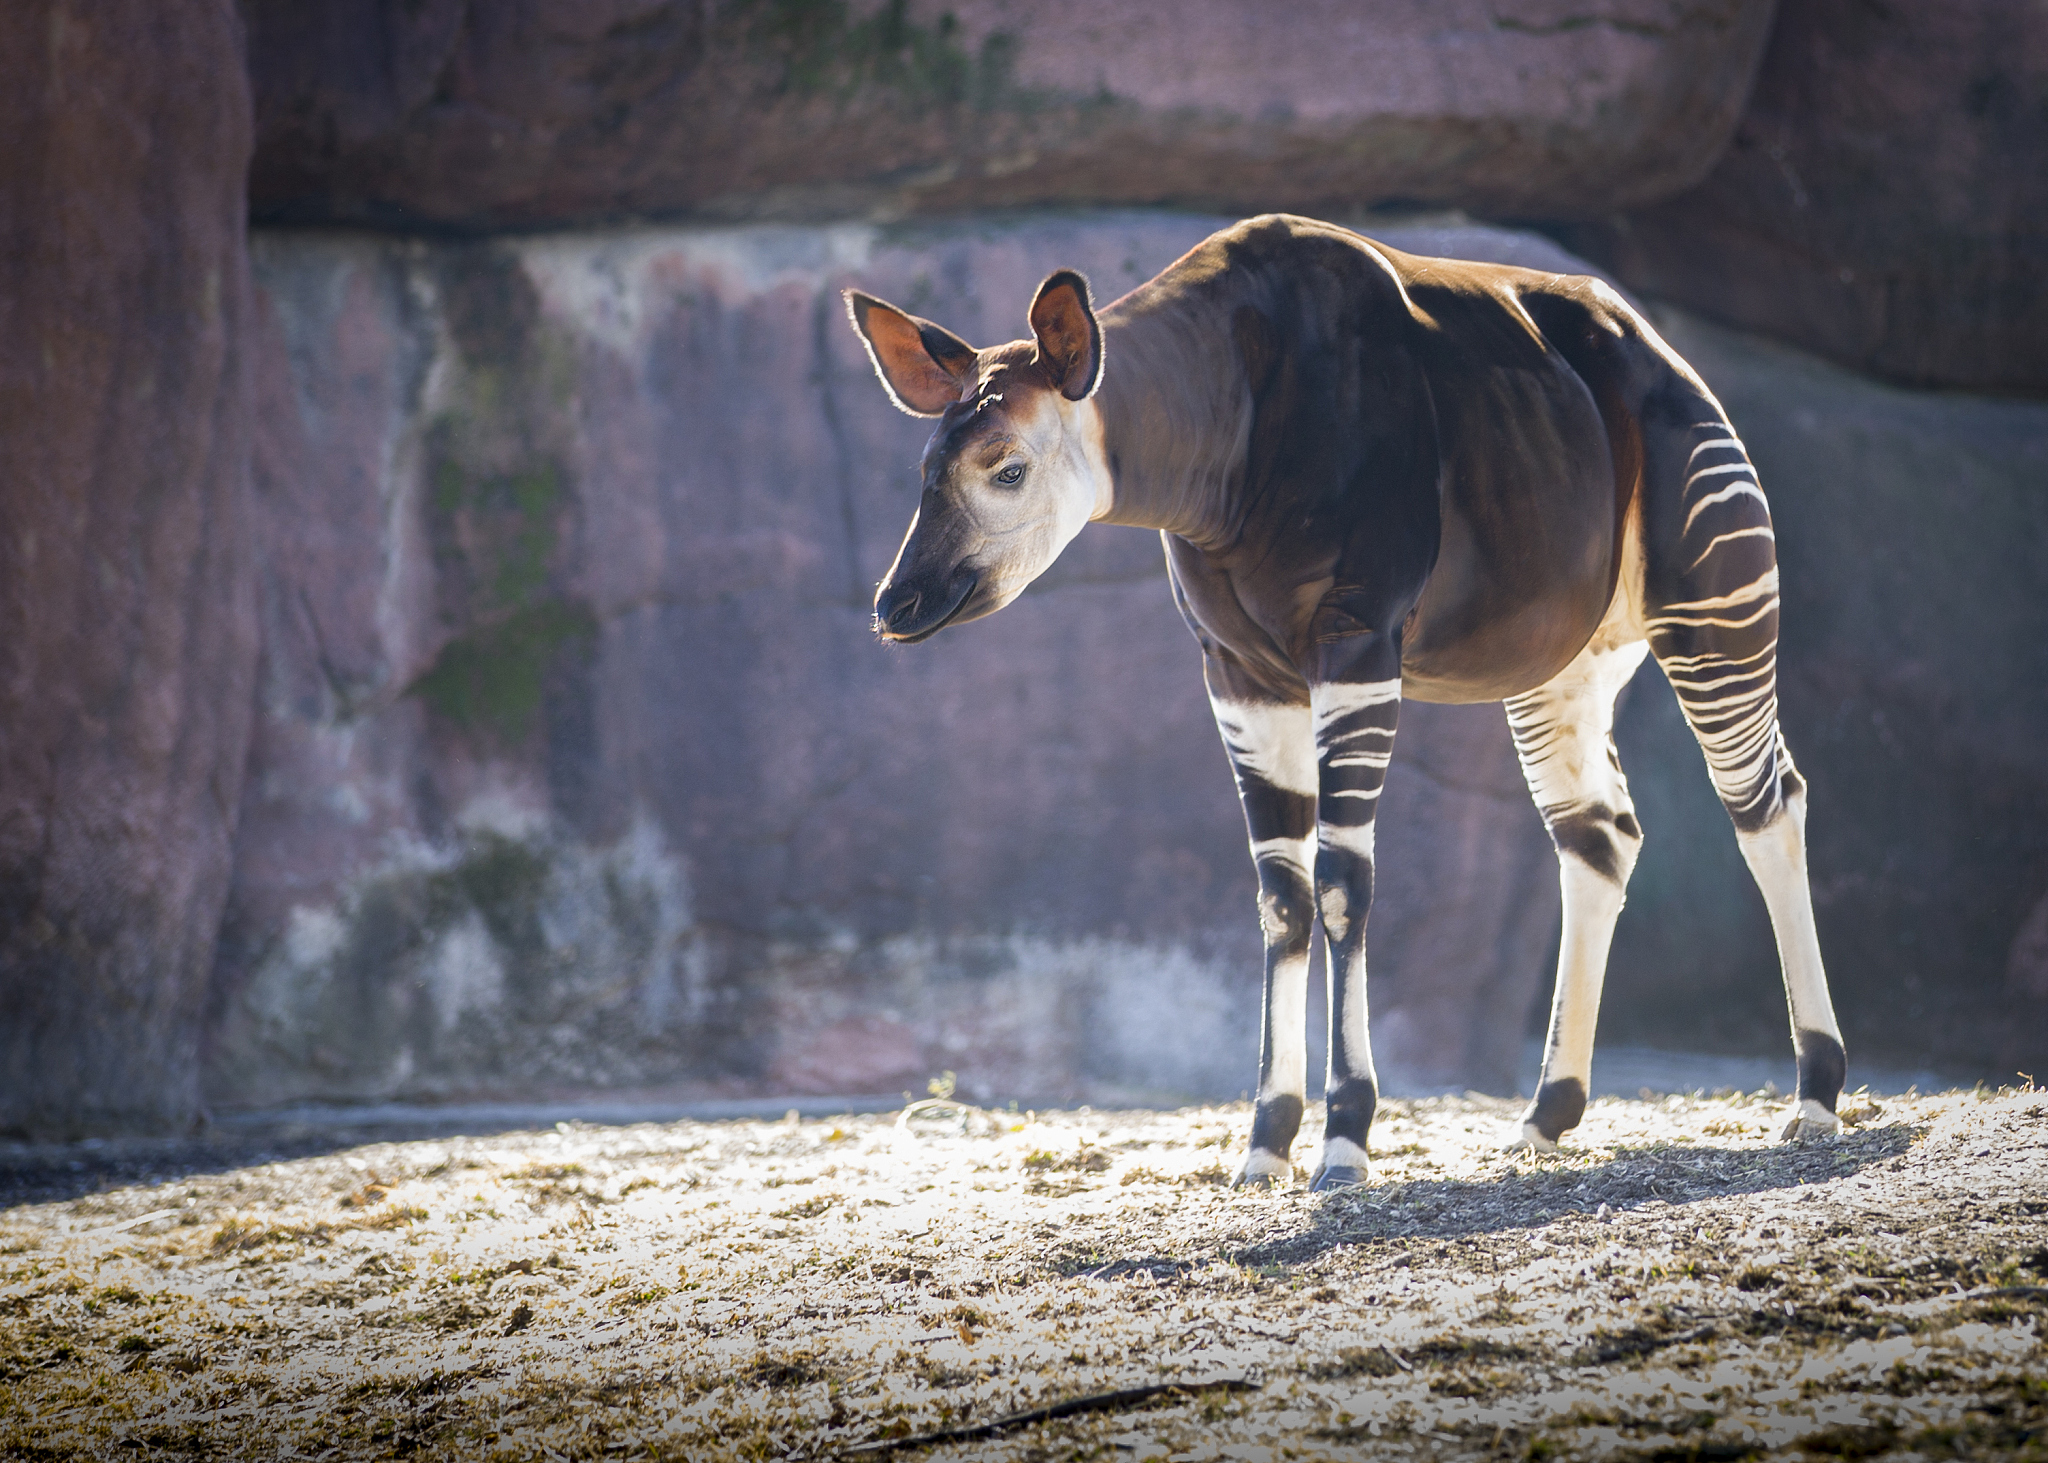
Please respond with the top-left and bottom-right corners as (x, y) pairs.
(1505, 636), (1652, 1152)
(1733, 743), (1845, 1140)
(1204, 655), (1319, 1188)
(1643, 413), (1845, 1140)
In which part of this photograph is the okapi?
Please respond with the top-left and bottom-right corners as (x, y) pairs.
(845, 214), (1846, 1190)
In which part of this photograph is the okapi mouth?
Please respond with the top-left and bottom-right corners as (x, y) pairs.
(874, 572), (979, 644)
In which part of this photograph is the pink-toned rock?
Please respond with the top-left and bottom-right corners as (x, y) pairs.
(769, 1015), (925, 1096)
(245, 0), (1775, 230)
(0, 2), (257, 1135)
(1561, 0), (2048, 393)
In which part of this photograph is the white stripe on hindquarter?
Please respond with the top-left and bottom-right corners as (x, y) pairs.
(1663, 665), (1782, 818)
(1682, 477), (1769, 533)
(1650, 568), (1779, 616)
(1687, 525), (1776, 571)
(1647, 599), (1779, 635)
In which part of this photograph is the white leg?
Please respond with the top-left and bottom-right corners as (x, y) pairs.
(1208, 678), (1320, 1187)
(1506, 637), (1651, 1151)
(1735, 749), (1844, 1140)
(1307, 672), (1403, 1190)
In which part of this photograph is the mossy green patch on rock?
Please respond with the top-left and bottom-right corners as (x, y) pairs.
(422, 835), (552, 956)
(410, 600), (597, 745)
(415, 444), (593, 744)
(745, 0), (1025, 111)
(407, 235), (597, 752)
(458, 462), (564, 610)
(426, 455), (570, 615)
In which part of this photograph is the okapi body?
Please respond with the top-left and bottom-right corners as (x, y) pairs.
(846, 214), (1846, 1190)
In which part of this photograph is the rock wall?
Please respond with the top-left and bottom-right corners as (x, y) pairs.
(208, 216), (1587, 1111)
(0, 1), (257, 1136)
(1554, 0), (2048, 395)
(244, 0), (1776, 231)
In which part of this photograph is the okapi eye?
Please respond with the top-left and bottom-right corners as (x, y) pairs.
(995, 463), (1024, 485)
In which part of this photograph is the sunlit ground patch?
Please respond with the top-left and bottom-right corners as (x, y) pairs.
(0, 1089), (2042, 1459)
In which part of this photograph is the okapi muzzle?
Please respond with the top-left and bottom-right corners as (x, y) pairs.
(872, 490), (981, 643)
(847, 270), (1109, 645)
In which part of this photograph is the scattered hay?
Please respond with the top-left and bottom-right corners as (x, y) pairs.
(0, 1089), (2040, 1460)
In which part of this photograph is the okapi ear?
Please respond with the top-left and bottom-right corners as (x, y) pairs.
(1027, 269), (1102, 401)
(844, 291), (978, 416)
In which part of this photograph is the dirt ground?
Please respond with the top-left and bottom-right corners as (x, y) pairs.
(1, 1084), (2043, 1462)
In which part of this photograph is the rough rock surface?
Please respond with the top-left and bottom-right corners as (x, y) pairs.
(211, 217), (1585, 1111)
(244, 0), (1776, 231)
(0, 2), (258, 1136)
(1555, 0), (2048, 394)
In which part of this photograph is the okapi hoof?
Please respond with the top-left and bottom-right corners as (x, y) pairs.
(1780, 1100), (1842, 1143)
(1233, 1151), (1292, 1188)
(1309, 1165), (1366, 1192)
(1504, 1124), (1561, 1155)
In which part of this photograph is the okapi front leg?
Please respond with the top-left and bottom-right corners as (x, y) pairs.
(1307, 657), (1403, 1191)
(1206, 656), (1318, 1188)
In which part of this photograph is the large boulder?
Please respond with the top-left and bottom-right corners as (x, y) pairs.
(1555, 0), (2048, 395)
(244, 0), (1776, 232)
(0, 2), (257, 1135)
(209, 215), (1575, 1110)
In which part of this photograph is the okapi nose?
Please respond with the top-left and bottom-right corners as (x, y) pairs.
(873, 583), (922, 635)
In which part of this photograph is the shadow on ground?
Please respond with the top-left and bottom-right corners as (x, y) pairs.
(1227, 1123), (1922, 1265)
(0, 1097), (903, 1210)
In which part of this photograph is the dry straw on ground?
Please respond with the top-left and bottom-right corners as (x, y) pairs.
(1, 1086), (2043, 1460)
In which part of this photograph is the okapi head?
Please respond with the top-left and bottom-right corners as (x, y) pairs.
(845, 271), (1110, 642)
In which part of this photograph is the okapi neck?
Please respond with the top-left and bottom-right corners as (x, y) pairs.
(1089, 308), (1249, 550)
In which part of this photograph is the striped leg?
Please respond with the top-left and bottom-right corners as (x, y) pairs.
(1646, 415), (1845, 1140)
(1207, 656), (1318, 1188)
(1305, 653), (1404, 1191)
(1506, 635), (1651, 1151)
